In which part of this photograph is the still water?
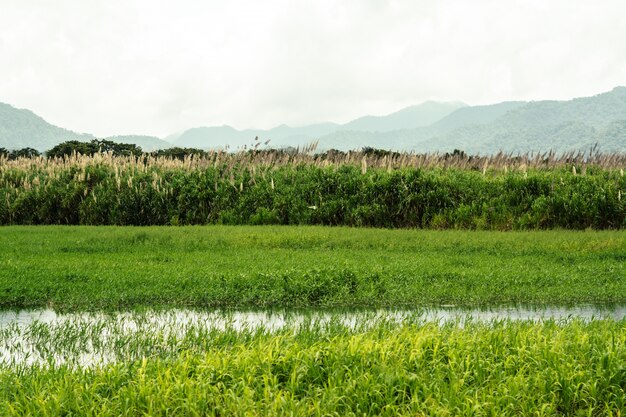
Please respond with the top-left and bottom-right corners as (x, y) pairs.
(1, 305), (624, 368)
(2, 304), (626, 330)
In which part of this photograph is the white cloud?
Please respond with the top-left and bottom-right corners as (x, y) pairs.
(1, 0), (625, 137)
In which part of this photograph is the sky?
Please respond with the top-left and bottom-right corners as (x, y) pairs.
(1, 0), (626, 138)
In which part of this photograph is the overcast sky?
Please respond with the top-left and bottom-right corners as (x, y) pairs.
(1, 0), (625, 138)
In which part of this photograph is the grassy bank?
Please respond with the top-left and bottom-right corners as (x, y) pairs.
(1, 226), (624, 310)
(1, 318), (625, 415)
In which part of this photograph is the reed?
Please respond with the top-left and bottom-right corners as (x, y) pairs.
(2, 146), (626, 173)
(1, 149), (624, 228)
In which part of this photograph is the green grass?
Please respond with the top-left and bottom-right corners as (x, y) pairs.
(1, 317), (625, 416)
(0, 226), (624, 310)
(1, 225), (625, 415)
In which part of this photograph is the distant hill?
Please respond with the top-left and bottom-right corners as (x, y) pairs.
(429, 101), (526, 132)
(499, 87), (626, 130)
(0, 103), (93, 150)
(418, 86), (626, 153)
(0, 104), (170, 152)
(172, 123), (343, 149)
(104, 135), (173, 152)
(339, 101), (465, 132)
(171, 87), (626, 153)
(2, 87), (626, 154)
(171, 102), (465, 149)
(315, 87), (626, 153)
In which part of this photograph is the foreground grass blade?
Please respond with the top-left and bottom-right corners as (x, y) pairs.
(1, 318), (625, 416)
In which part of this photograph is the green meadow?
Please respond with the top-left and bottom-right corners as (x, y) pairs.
(1, 207), (625, 414)
(0, 226), (624, 310)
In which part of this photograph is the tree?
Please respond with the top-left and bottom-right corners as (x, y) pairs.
(46, 139), (142, 158)
(92, 139), (142, 156)
(150, 147), (208, 160)
(10, 148), (41, 159)
(46, 140), (96, 158)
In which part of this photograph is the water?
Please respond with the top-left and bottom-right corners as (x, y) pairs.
(1, 305), (625, 368)
(2, 304), (625, 330)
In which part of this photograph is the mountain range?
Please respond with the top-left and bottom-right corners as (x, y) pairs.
(1, 87), (625, 154)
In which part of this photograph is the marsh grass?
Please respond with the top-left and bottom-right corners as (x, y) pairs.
(0, 314), (625, 415)
(1, 307), (624, 368)
(0, 227), (625, 310)
(1, 150), (624, 228)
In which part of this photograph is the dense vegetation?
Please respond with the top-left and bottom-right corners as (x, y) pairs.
(0, 150), (624, 228)
(0, 226), (624, 310)
(4, 140), (209, 160)
(1, 142), (624, 415)
(45, 139), (142, 158)
(0, 147), (41, 159)
(1, 317), (625, 415)
(1, 141), (624, 414)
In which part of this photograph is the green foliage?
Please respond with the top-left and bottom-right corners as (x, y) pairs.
(149, 146), (208, 160)
(1, 318), (625, 415)
(1, 159), (624, 228)
(46, 139), (142, 157)
(361, 146), (402, 158)
(45, 140), (95, 157)
(4, 147), (41, 159)
(0, 226), (624, 310)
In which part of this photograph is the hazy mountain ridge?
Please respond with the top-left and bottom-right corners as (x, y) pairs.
(171, 102), (466, 149)
(316, 87), (626, 153)
(0, 103), (93, 150)
(1, 87), (625, 154)
(429, 101), (527, 132)
(338, 101), (465, 132)
(423, 87), (626, 153)
(172, 122), (342, 149)
(104, 135), (171, 152)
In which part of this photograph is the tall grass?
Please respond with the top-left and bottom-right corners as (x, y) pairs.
(1, 150), (624, 228)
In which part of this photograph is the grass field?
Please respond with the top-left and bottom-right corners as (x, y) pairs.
(1, 316), (625, 415)
(1, 225), (625, 415)
(0, 226), (624, 310)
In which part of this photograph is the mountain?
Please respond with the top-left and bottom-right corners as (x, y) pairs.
(429, 101), (526, 132)
(104, 135), (171, 152)
(419, 86), (626, 153)
(171, 102), (464, 149)
(499, 86), (626, 130)
(0, 103), (169, 152)
(264, 123), (340, 147)
(339, 101), (465, 132)
(172, 126), (245, 149)
(2, 87), (626, 154)
(0, 103), (93, 150)
(172, 123), (342, 149)
(315, 87), (626, 153)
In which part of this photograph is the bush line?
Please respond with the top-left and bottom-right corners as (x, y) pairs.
(1, 154), (624, 228)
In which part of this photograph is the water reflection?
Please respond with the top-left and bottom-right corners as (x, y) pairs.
(1, 305), (624, 368)
(2, 304), (625, 331)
